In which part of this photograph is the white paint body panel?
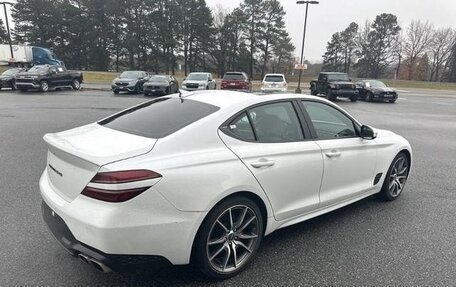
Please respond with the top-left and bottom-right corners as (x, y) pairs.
(39, 91), (412, 265)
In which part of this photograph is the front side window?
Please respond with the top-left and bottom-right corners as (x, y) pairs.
(302, 101), (356, 140)
(248, 102), (304, 143)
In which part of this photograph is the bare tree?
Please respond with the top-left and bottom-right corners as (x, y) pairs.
(429, 28), (455, 81)
(403, 20), (433, 80)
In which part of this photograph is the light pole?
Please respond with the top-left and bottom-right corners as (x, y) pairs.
(295, 0), (318, 94)
(0, 2), (13, 60)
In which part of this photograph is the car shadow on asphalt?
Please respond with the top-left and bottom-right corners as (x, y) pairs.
(92, 194), (390, 285)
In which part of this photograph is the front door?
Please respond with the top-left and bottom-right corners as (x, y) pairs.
(219, 101), (323, 221)
(301, 100), (378, 207)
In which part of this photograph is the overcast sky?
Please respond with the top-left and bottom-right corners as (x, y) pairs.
(206, 0), (456, 62)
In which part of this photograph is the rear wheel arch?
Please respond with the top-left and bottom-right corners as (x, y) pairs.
(190, 191), (268, 264)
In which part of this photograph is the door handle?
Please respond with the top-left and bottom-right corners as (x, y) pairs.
(250, 158), (275, 168)
(325, 150), (341, 158)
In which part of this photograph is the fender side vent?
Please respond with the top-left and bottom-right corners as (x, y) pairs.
(373, 173), (383, 185)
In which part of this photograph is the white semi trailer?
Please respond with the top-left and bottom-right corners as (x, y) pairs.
(0, 44), (62, 66)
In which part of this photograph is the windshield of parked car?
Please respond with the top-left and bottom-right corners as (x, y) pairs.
(327, 74), (350, 82)
(264, 75), (285, 82)
(367, 80), (387, 88)
(99, 97), (220, 138)
(187, 73), (208, 81)
(223, 73), (245, 80)
(148, 75), (168, 83)
(27, 66), (47, 73)
(120, 71), (141, 79)
(2, 68), (22, 76)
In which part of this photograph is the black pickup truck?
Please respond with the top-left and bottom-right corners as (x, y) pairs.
(15, 65), (83, 92)
(310, 72), (358, 102)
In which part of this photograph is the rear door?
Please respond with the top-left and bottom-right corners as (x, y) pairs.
(219, 100), (323, 221)
(300, 100), (378, 207)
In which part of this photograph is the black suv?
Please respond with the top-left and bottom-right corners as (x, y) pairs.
(310, 72), (358, 102)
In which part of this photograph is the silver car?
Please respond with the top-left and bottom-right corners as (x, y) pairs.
(182, 72), (216, 91)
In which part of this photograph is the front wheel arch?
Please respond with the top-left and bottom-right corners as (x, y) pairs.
(190, 191), (268, 265)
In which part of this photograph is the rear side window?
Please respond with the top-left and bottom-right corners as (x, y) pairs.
(248, 102), (303, 142)
(99, 98), (219, 138)
(264, 75), (285, 82)
(228, 113), (255, 141)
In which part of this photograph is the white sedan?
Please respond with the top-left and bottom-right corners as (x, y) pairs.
(40, 91), (412, 279)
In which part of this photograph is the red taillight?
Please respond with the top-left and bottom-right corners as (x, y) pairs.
(91, 170), (161, 184)
(81, 169), (162, 202)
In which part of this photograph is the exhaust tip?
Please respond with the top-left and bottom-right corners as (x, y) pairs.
(77, 253), (112, 273)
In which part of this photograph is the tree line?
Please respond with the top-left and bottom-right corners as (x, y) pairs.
(8, 0), (295, 78)
(322, 13), (456, 82)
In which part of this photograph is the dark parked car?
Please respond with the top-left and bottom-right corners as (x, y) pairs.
(111, 71), (149, 94)
(15, 65), (83, 92)
(310, 72), (358, 102)
(0, 67), (26, 90)
(143, 75), (179, 96)
(356, 80), (398, 103)
(221, 72), (251, 92)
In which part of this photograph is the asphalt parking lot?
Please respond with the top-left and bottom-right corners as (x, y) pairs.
(1, 88), (455, 286)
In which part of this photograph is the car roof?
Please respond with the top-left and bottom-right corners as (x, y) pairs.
(320, 72), (347, 75)
(264, 73), (285, 76)
(189, 72), (210, 75)
(179, 90), (319, 109)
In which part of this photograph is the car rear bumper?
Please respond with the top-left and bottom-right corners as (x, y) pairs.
(39, 170), (205, 266)
(41, 200), (171, 271)
(221, 86), (250, 92)
(261, 87), (287, 92)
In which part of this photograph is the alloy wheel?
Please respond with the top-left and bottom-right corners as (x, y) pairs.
(206, 205), (259, 273)
(388, 156), (409, 197)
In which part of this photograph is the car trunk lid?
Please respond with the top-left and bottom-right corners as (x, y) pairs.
(43, 123), (157, 202)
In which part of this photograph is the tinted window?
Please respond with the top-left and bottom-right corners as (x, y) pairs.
(228, 113), (255, 141)
(223, 73), (245, 80)
(327, 74), (349, 82)
(100, 98), (219, 138)
(264, 75), (285, 82)
(248, 102), (304, 143)
(120, 71), (141, 78)
(187, 73), (208, 81)
(302, 101), (356, 139)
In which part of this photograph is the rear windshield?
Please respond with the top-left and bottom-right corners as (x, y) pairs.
(264, 75), (285, 82)
(99, 98), (219, 138)
(223, 73), (245, 80)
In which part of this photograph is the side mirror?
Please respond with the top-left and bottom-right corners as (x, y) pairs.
(360, 125), (377, 140)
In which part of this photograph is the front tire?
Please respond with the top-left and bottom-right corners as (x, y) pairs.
(113, 89), (119, 95)
(327, 89), (336, 101)
(366, 92), (373, 102)
(380, 152), (410, 201)
(195, 196), (264, 279)
(350, 95), (358, 102)
(39, 80), (49, 92)
(71, 79), (81, 90)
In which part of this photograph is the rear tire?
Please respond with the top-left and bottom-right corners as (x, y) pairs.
(310, 85), (317, 95)
(12, 81), (17, 91)
(380, 152), (410, 201)
(195, 196), (264, 279)
(350, 95), (358, 102)
(39, 80), (49, 92)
